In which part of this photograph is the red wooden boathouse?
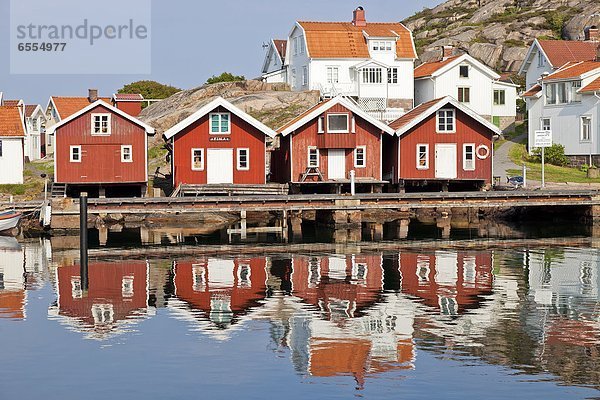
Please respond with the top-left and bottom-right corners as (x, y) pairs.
(162, 97), (277, 189)
(272, 96), (395, 193)
(384, 96), (500, 191)
(48, 100), (155, 198)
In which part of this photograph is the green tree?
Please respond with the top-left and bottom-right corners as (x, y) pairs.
(206, 72), (245, 85)
(117, 80), (181, 100)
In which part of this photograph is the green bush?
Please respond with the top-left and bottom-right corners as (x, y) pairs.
(530, 144), (569, 166)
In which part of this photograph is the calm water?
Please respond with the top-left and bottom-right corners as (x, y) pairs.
(1, 235), (600, 399)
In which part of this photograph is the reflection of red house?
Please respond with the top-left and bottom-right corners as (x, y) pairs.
(51, 261), (149, 338)
(173, 257), (268, 328)
(291, 255), (384, 318)
(0, 291), (25, 320)
(400, 251), (493, 313)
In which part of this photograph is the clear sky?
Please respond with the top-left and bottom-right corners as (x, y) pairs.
(0, 0), (441, 105)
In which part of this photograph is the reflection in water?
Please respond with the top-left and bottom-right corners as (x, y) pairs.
(0, 240), (599, 396)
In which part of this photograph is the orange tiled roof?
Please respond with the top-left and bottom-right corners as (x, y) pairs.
(51, 96), (111, 119)
(543, 61), (600, 81)
(538, 40), (598, 67)
(522, 84), (542, 97)
(2, 100), (21, 107)
(580, 76), (600, 93)
(0, 106), (25, 137)
(277, 98), (332, 133)
(388, 98), (441, 131)
(414, 56), (460, 78)
(24, 104), (38, 117)
(273, 39), (287, 59)
(298, 21), (416, 59)
(113, 93), (143, 101)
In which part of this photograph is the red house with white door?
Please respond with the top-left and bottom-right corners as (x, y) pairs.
(162, 97), (277, 188)
(384, 96), (500, 191)
(48, 100), (155, 198)
(272, 96), (395, 193)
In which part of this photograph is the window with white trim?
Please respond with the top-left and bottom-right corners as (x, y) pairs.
(354, 146), (366, 168)
(437, 109), (455, 133)
(318, 116), (324, 133)
(545, 81), (581, 105)
(457, 87), (470, 103)
(571, 81), (582, 103)
(388, 67), (398, 84)
(70, 145), (81, 162)
(417, 144), (429, 169)
(463, 144), (475, 171)
(121, 145), (133, 163)
(362, 68), (382, 84)
(191, 148), (204, 170)
(493, 89), (506, 105)
(459, 65), (469, 78)
(538, 51), (545, 67)
(308, 146), (319, 167)
(299, 35), (305, 54)
(327, 114), (349, 133)
(327, 67), (339, 84)
(210, 113), (230, 134)
(540, 117), (551, 131)
(122, 276), (134, 298)
(91, 114), (110, 135)
(581, 116), (592, 142)
(302, 66), (308, 86)
(371, 41), (393, 52)
(351, 116), (356, 133)
(237, 148), (249, 170)
(291, 68), (296, 88)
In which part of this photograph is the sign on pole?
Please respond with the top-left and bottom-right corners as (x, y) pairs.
(534, 130), (552, 188)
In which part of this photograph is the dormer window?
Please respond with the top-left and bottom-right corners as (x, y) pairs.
(371, 41), (393, 52)
(91, 114), (110, 135)
(210, 112), (230, 134)
(538, 51), (545, 67)
(459, 65), (469, 78)
(327, 114), (349, 133)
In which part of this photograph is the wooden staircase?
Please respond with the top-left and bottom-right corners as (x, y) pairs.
(50, 182), (67, 198)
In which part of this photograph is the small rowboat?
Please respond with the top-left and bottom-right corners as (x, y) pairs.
(0, 211), (22, 236)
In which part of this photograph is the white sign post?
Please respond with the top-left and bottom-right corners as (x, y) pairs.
(534, 130), (552, 188)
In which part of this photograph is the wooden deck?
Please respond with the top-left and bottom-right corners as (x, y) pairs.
(50, 190), (600, 215)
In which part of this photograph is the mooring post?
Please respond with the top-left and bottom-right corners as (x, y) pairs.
(80, 192), (89, 291)
(522, 163), (527, 188)
(350, 169), (356, 196)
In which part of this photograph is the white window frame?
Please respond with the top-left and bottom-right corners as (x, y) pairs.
(457, 87), (470, 103)
(308, 146), (319, 168)
(237, 148), (250, 171)
(327, 113), (349, 133)
(581, 116), (592, 142)
(70, 145), (82, 162)
(493, 89), (506, 105)
(121, 145), (133, 163)
(362, 67), (382, 84)
(302, 66), (308, 86)
(318, 116), (324, 133)
(191, 148), (204, 171)
(538, 51), (545, 67)
(436, 109), (456, 133)
(326, 66), (339, 84)
(388, 67), (398, 84)
(540, 117), (551, 131)
(91, 113), (111, 136)
(459, 65), (469, 78)
(209, 112), (231, 135)
(351, 116), (356, 133)
(463, 143), (475, 171)
(416, 144), (429, 170)
(354, 146), (366, 168)
(299, 35), (305, 54)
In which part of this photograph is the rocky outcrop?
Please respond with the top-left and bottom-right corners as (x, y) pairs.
(404, 0), (600, 71)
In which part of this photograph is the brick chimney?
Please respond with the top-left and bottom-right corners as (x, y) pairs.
(88, 88), (98, 102)
(352, 6), (366, 27)
(441, 45), (454, 61)
(587, 26), (599, 42)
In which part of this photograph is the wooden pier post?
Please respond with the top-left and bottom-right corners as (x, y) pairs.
(290, 211), (303, 242)
(79, 192), (89, 291)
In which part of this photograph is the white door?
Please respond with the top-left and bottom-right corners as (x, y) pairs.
(435, 144), (457, 179)
(207, 149), (233, 184)
(327, 149), (346, 180)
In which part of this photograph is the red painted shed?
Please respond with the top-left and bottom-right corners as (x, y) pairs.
(112, 93), (144, 117)
(48, 100), (155, 198)
(163, 97), (276, 188)
(272, 96), (395, 193)
(385, 96), (500, 190)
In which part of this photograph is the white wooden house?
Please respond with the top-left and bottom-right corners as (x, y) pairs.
(519, 34), (599, 90)
(261, 39), (287, 83)
(0, 105), (25, 184)
(272, 7), (417, 120)
(523, 60), (600, 166)
(414, 49), (518, 131)
(24, 104), (45, 161)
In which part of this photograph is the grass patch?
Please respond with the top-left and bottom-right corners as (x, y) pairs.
(0, 181), (44, 197)
(494, 138), (506, 151)
(148, 144), (168, 161)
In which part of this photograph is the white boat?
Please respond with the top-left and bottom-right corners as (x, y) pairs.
(0, 211), (22, 235)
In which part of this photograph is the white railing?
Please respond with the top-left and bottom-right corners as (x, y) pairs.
(366, 108), (405, 123)
(312, 83), (358, 98)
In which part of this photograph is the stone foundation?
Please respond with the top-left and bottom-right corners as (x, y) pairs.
(387, 98), (413, 110)
(567, 155), (600, 168)
(482, 115), (516, 132)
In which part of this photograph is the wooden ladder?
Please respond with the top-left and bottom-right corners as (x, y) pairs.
(300, 167), (324, 182)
